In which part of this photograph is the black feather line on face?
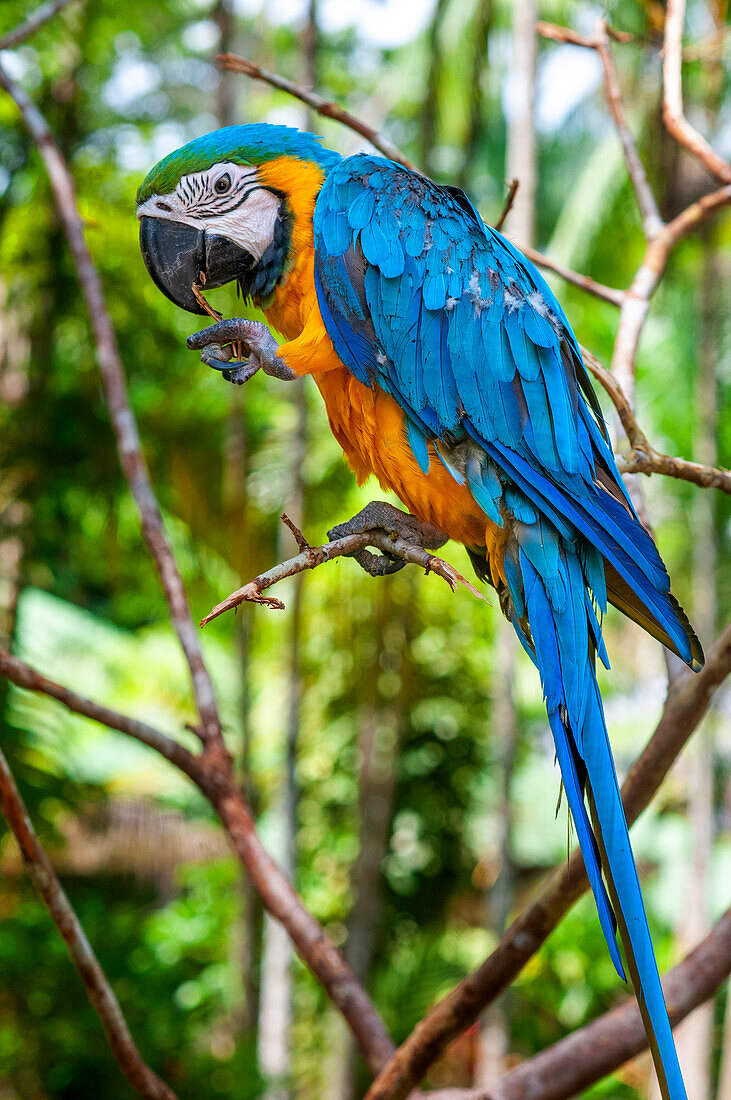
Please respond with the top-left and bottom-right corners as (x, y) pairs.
(237, 189), (293, 304)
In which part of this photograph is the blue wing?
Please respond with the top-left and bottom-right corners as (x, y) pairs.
(313, 156), (701, 669)
(314, 155), (699, 1100)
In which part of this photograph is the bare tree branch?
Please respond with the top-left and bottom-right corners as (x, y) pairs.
(200, 521), (487, 627)
(580, 347), (731, 494)
(610, 183), (731, 405)
(538, 18), (663, 239)
(593, 18), (663, 240)
(516, 243), (625, 306)
(0, 649), (200, 779)
(0, 56), (396, 1073)
(662, 0), (731, 184)
(423, 907), (731, 1100)
(363, 623), (731, 1099)
(535, 22), (633, 48)
(0, 745), (179, 1100)
(217, 53), (418, 172)
(0, 647), (397, 1073)
(0, 0), (81, 51)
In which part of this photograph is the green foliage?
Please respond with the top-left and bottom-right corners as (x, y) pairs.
(0, 0), (728, 1097)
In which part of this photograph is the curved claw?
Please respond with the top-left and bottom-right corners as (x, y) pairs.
(221, 361), (260, 385)
(350, 549), (406, 577)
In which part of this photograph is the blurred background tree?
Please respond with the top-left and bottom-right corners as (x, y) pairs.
(0, 1), (728, 1098)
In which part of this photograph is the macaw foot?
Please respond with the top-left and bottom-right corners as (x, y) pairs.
(328, 501), (448, 577)
(186, 319), (296, 385)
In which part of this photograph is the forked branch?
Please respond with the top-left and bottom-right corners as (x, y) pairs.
(200, 518), (487, 627)
(427, 905), (731, 1100)
(662, 0), (731, 184)
(580, 346), (731, 493)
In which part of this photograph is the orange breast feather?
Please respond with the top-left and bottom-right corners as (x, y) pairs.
(259, 160), (506, 576)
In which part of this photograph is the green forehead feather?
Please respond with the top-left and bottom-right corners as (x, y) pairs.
(136, 124), (341, 203)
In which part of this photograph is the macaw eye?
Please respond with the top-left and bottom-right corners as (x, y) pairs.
(214, 173), (232, 194)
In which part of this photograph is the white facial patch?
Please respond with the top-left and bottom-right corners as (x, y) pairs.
(137, 161), (282, 263)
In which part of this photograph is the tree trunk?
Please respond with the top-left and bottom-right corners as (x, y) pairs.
(503, 0), (536, 246)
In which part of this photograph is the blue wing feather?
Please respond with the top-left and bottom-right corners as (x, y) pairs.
(313, 154), (699, 1099)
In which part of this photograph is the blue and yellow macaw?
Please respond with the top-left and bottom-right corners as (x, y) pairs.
(137, 124), (703, 1098)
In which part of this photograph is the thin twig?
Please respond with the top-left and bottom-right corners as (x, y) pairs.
(0, 60), (221, 747)
(217, 53), (418, 172)
(535, 22), (633, 48)
(364, 623), (731, 1099)
(425, 907), (731, 1100)
(494, 179), (519, 232)
(580, 346), (731, 494)
(0, 0), (80, 51)
(0, 746), (179, 1100)
(201, 529), (487, 626)
(662, 0), (731, 184)
(0, 650), (200, 780)
(280, 511), (311, 553)
(538, 19), (663, 239)
(593, 18), (663, 240)
(517, 243), (625, 306)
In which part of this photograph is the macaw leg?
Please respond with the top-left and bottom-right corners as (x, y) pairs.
(328, 501), (447, 578)
(186, 319), (296, 386)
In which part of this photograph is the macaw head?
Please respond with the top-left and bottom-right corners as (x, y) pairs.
(137, 123), (340, 314)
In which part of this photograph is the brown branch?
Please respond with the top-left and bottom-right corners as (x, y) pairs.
(580, 347), (731, 494)
(610, 183), (731, 405)
(200, 527), (487, 627)
(0, 0), (81, 51)
(0, 648), (396, 1075)
(516, 243), (625, 306)
(426, 906), (731, 1100)
(494, 179), (519, 232)
(617, 448), (731, 492)
(0, 61), (221, 746)
(0, 745), (179, 1100)
(0, 649), (200, 780)
(535, 22), (633, 48)
(217, 53), (418, 172)
(593, 18), (663, 240)
(538, 19), (662, 239)
(0, 60), (396, 1073)
(364, 623), (731, 1099)
(662, 0), (731, 184)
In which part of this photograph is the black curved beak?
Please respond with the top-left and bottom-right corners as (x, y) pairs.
(139, 216), (256, 316)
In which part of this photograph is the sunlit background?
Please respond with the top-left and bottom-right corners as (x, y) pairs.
(0, 0), (729, 1097)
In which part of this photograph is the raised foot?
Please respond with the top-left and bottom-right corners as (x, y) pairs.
(186, 318), (296, 385)
(328, 501), (447, 577)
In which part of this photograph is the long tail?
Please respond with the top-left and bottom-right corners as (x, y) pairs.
(505, 523), (687, 1100)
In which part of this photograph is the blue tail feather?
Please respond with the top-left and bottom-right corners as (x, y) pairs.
(515, 543), (687, 1100)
